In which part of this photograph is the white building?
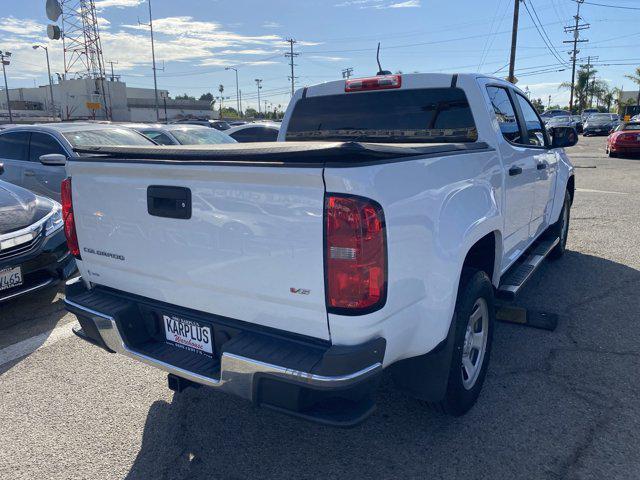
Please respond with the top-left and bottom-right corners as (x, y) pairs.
(0, 78), (216, 123)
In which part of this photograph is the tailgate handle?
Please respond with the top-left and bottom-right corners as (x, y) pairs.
(147, 186), (191, 219)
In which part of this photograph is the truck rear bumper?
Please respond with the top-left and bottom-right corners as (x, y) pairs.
(64, 277), (385, 427)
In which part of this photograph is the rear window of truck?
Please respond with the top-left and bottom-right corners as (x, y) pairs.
(285, 87), (478, 143)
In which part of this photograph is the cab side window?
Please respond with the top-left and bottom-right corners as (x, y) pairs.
(486, 86), (521, 144)
(0, 131), (30, 161)
(29, 132), (67, 162)
(515, 93), (547, 147)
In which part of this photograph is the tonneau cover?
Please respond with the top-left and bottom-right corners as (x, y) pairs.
(72, 141), (490, 167)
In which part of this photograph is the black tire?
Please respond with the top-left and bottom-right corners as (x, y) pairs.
(427, 268), (495, 416)
(608, 150), (617, 158)
(548, 189), (571, 260)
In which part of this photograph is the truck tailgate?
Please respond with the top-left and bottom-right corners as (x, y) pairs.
(68, 160), (329, 340)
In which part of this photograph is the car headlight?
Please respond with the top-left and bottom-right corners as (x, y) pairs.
(44, 202), (64, 236)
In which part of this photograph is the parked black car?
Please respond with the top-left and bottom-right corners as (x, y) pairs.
(0, 169), (75, 302)
(583, 113), (620, 136)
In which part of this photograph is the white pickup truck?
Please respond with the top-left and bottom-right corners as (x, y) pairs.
(63, 73), (577, 426)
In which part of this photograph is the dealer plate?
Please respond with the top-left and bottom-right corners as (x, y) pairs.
(0, 266), (23, 292)
(163, 314), (213, 357)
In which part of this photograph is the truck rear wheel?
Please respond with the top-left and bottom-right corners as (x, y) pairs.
(427, 268), (495, 416)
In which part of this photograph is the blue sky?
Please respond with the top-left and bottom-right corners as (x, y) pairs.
(2, 0), (639, 111)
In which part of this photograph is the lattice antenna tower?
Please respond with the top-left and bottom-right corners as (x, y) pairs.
(60, 0), (106, 79)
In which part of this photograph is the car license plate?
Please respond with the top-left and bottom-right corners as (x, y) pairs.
(595, 129), (602, 132)
(163, 314), (213, 357)
(0, 266), (23, 292)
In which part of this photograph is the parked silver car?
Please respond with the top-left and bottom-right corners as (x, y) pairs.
(0, 123), (155, 201)
(126, 123), (236, 146)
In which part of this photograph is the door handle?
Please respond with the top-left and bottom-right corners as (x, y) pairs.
(508, 166), (523, 176)
(24, 170), (35, 177)
(536, 162), (547, 170)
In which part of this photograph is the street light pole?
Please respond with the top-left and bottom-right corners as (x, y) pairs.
(147, 0), (160, 121)
(225, 66), (240, 117)
(33, 45), (56, 119)
(0, 51), (12, 123)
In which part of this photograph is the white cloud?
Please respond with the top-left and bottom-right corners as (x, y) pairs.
(0, 17), (45, 37)
(309, 55), (346, 62)
(262, 21), (281, 29)
(94, 0), (144, 10)
(387, 0), (420, 7)
(336, 0), (420, 8)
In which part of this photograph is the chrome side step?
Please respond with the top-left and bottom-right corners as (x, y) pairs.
(498, 237), (559, 300)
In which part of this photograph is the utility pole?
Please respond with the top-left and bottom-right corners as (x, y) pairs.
(107, 60), (118, 81)
(284, 38), (299, 97)
(255, 78), (262, 115)
(548, 95), (552, 109)
(239, 89), (242, 115)
(342, 67), (354, 79)
(139, 0), (160, 121)
(225, 66), (240, 116)
(507, 0), (521, 84)
(33, 45), (56, 119)
(564, 0), (589, 113)
(584, 55), (599, 107)
(0, 51), (12, 123)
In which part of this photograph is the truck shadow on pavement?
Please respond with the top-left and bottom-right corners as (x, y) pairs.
(0, 284), (69, 375)
(124, 251), (640, 480)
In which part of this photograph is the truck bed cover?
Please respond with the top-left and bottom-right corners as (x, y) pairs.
(72, 141), (490, 167)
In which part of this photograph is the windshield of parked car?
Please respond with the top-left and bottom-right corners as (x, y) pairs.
(63, 128), (155, 147)
(285, 87), (478, 143)
(620, 123), (640, 131)
(549, 116), (571, 123)
(168, 126), (236, 145)
(587, 114), (613, 123)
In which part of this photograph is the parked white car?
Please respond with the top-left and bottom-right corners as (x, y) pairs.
(0, 123), (154, 201)
(63, 73), (576, 426)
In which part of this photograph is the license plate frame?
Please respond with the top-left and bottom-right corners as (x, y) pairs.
(163, 313), (214, 358)
(0, 266), (23, 292)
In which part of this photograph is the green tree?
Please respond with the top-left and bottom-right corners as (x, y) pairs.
(531, 98), (544, 113)
(559, 66), (596, 112)
(624, 66), (640, 105)
(199, 92), (214, 102)
(175, 93), (196, 101)
(220, 107), (239, 119)
(244, 107), (259, 118)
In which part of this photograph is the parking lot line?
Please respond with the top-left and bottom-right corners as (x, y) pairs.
(576, 188), (628, 195)
(0, 322), (76, 367)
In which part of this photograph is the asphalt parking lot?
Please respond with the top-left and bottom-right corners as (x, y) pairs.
(1, 135), (639, 480)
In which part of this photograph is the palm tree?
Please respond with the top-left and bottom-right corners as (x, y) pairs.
(218, 84), (224, 117)
(624, 67), (640, 105)
(560, 68), (593, 112)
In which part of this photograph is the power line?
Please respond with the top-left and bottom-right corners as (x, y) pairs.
(582, 1), (640, 10)
(525, 0), (569, 66)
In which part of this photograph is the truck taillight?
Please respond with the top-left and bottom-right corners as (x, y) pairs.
(325, 194), (387, 313)
(61, 177), (81, 259)
(345, 74), (401, 92)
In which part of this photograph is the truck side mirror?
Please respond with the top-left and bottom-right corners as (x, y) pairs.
(549, 126), (578, 149)
(39, 153), (67, 166)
